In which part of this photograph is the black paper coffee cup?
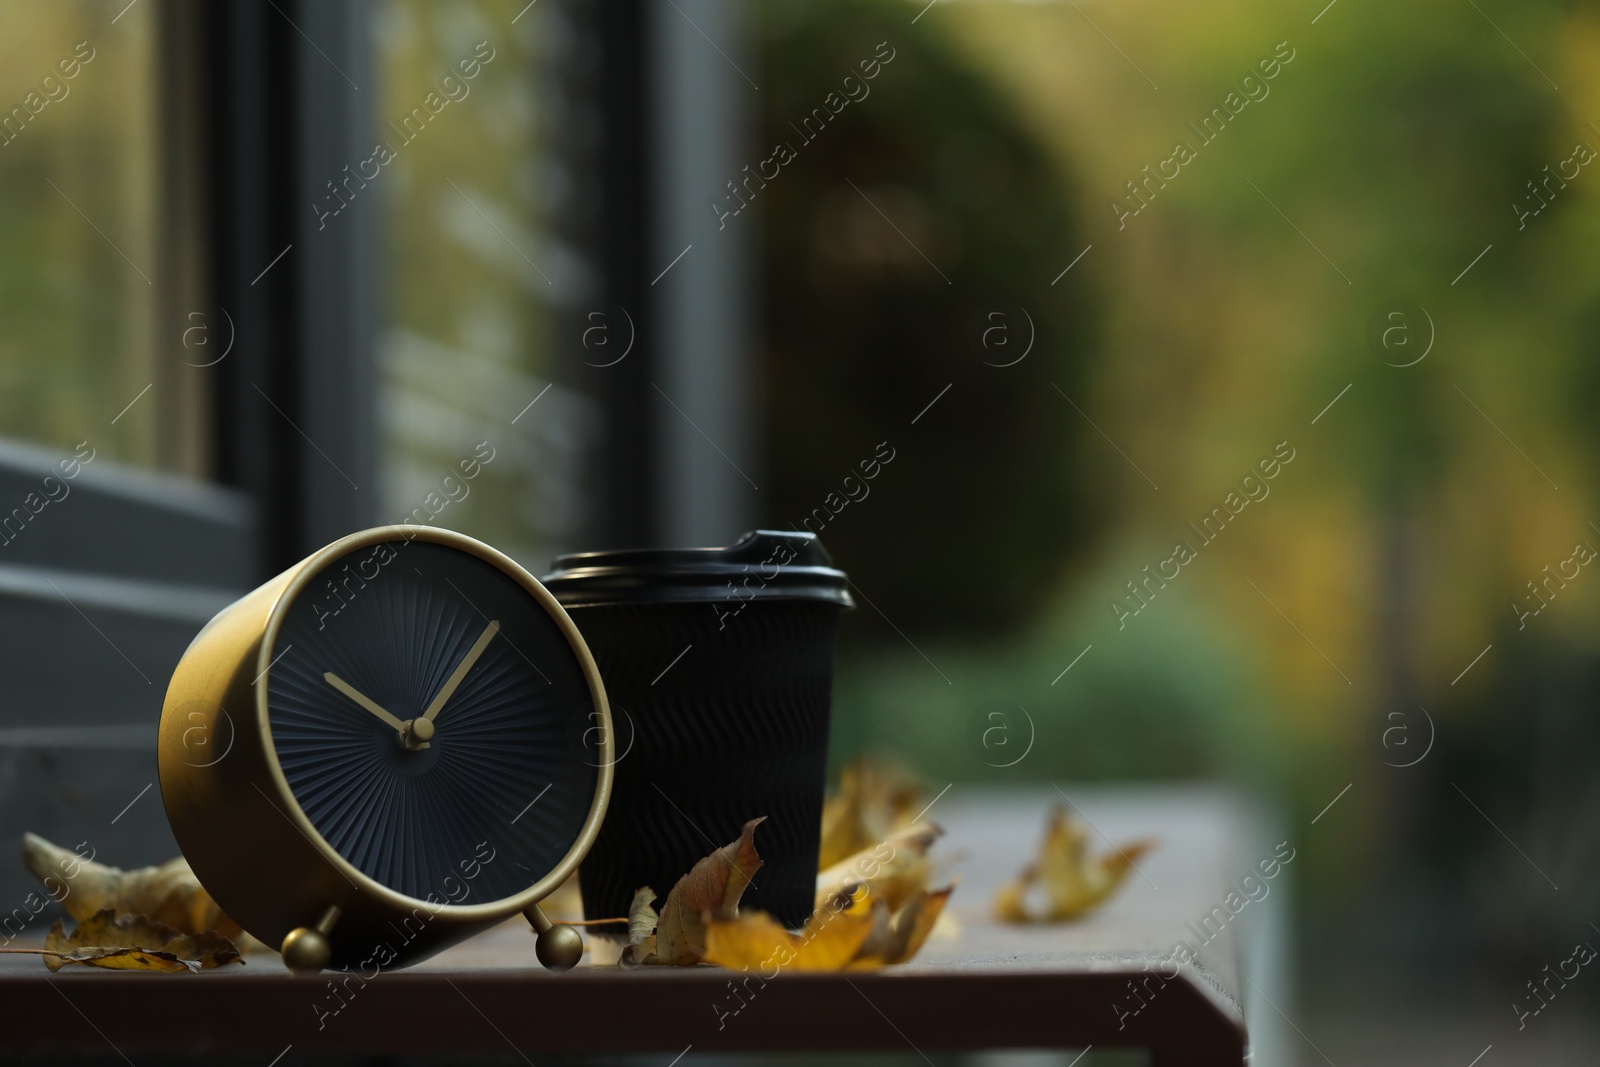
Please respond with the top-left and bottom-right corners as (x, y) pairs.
(542, 530), (852, 929)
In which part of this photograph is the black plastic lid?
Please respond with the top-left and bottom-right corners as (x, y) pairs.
(541, 530), (853, 608)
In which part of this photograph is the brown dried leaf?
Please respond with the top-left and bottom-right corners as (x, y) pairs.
(619, 886), (659, 967)
(649, 817), (765, 966)
(41, 909), (242, 972)
(994, 806), (1155, 923)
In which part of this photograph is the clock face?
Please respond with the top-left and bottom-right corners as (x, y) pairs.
(263, 539), (601, 905)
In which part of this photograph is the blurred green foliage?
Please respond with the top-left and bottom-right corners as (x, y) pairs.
(758, 0), (1600, 979)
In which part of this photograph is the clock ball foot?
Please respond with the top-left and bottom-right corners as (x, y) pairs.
(535, 924), (584, 972)
(282, 905), (340, 974)
(281, 927), (332, 973)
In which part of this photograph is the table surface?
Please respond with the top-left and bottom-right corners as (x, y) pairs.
(0, 785), (1275, 1066)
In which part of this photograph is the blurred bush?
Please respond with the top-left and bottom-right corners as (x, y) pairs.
(757, 0), (1099, 638)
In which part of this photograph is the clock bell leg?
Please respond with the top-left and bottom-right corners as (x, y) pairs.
(281, 904), (342, 974)
(524, 902), (584, 972)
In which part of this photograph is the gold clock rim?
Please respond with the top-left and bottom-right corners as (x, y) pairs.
(252, 524), (614, 921)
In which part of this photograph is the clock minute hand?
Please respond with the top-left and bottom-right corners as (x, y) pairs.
(323, 672), (408, 733)
(422, 619), (500, 723)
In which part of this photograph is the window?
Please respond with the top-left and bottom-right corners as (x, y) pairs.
(0, 0), (209, 476)
(0, 0), (745, 915)
(374, 0), (596, 566)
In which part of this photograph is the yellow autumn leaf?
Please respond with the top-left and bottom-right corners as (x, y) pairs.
(619, 812), (954, 972)
(626, 817), (765, 966)
(818, 756), (926, 869)
(20, 833), (254, 945)
(33, 908), (242, 972)
(853, 885), (954, 966)
(995, 806), (1155, 922)
(704, 880), (954, 972)
(702, 899), (877, 972)
(816, 821), (943, 914)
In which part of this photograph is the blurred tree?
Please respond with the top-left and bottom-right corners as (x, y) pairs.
(759, 0), (1600, 1000)
(756, 0), (1099, 638)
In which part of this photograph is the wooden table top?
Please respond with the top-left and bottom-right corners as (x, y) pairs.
(0, 785), (1269, 1066)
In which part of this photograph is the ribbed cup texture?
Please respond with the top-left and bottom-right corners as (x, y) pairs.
(566, 600), (842, 929)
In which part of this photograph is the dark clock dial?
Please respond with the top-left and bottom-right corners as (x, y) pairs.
(264, 539), (600, 904)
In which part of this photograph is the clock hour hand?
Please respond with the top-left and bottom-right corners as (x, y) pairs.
(323, 672), (408, 733)
(422, 620), (500, 723)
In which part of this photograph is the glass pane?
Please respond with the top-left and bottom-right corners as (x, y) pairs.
(0, 0), (207, 475)
(375, 0), (593, 568)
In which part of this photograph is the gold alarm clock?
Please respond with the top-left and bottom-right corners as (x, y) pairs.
(158, 526), (612, 973)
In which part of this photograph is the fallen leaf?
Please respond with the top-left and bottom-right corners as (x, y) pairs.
(816, 821), (943, 913)
(702, 894), (876, 972)
(36, 909), (242, 972)
(634, 817), (764, 966)
(620, 886), (660, 967)
(620, 813), (952, 972)
(818, 757), (926, 869)
(21, 833), (254, 944)
(992, 878), (1031, 924)
(703, 879), (954, 972)
(995, 806), (1155, 922)
(626, 886), (658, 944)
(853, 885), (954, 965)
